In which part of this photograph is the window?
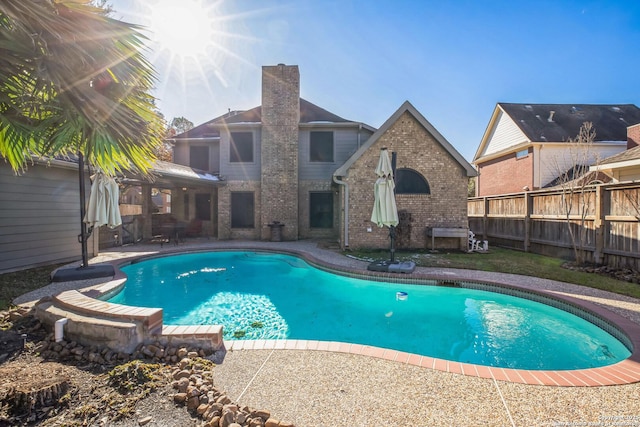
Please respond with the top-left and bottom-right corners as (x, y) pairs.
(309, 131), (334, 162)
(309, 192), (333, 228)
(231, 192), (254, 228)
(516, 149), (529, 159)
(195, 193), (211, 221)
(190, 146), (209, 171)
(230, 132), (253, 163)
(395, 168), (430, 194)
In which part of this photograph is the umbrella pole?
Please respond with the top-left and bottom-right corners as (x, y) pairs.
(50, 153), (116, 282)
(390, 151), (397, 263)
(389, 225), (396, 263)
(78, 152), (89, 268)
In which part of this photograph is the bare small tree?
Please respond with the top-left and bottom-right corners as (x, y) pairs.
(621, 186), (640, 221)
(156, 116), (195, 162)
(551, 122), (602, 265)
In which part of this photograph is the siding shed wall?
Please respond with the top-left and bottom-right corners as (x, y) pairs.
(0, 162), (94, 273)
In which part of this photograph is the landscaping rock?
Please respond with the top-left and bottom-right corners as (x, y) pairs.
(138, 415), (153, 425)
(0, 311), (296, 426)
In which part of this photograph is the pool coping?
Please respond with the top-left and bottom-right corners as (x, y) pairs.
(47, 245), (640, 387)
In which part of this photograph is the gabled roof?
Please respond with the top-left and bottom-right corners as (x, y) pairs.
(171, 99), (366, 139)
(500, 103), (640, 142)
(474, 103), (640, 162)
(334, 101), (477, 177)
(598, 145), (640, 166)
(589, 145), (640, 178)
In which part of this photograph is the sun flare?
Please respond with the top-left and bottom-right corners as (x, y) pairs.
(148, 0), (217, 58)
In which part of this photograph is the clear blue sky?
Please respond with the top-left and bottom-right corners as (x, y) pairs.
(109, 0), (640, 162)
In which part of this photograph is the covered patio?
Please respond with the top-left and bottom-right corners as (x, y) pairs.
(99, 160), (225, 248)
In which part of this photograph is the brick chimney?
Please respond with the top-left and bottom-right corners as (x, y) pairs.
(628, 124), (640, 149)
(260, 64), (300, 240)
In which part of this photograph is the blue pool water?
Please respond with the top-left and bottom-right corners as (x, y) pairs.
(112, 251), (631, 370)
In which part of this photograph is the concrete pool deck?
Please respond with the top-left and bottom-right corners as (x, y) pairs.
(14, 239), (640, 426)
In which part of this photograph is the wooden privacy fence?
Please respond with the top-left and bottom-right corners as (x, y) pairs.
(468, 182), (640, 270)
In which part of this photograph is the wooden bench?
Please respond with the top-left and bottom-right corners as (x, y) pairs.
(426, 227), (469, 250)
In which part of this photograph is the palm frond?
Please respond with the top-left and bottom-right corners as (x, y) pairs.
(0, 0), (165, 176)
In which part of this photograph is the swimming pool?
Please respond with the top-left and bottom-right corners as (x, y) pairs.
(112, 251), (631, 370)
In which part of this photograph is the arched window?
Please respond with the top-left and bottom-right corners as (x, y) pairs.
(395, 168), (430, 194)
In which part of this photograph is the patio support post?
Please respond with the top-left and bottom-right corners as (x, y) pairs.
(141, 184), (153, 240)
(78, 152), (89, 268)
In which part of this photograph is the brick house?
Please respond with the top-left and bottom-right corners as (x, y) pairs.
(171, 64), (475, 249)
(473, 103), (640, 196)
(334, 101), (476, 250)
(171, 64), (375, 241)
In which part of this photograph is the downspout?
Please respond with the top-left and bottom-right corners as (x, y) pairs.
(332, 175), (349, 247)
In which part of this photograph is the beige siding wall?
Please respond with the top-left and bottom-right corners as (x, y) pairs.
(482, 111), (528, 156)
(539, 143), (626, 188)
(616, 166), (640, 182)
(172, 139), (221, 174)
(220, 127), (261, 180)
(344, 111), (469, 250)
(298, 127), (373, 180)
(0, 162), (96, 273)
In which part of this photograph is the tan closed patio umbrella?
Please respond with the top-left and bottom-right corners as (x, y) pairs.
(370, 148), (399, 230)
(368, 148), (415, 273)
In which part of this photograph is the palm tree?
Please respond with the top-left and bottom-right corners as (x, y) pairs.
(0, 0), (164, 174)
(0, 0), (165, 268)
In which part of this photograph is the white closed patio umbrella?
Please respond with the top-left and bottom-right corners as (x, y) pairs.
(371, 148), (399, 261)
(84, 171), (122, 229)
(52, 168), (120, 282)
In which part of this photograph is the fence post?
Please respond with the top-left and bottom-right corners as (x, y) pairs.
(524, 191), (532, 252)
(483, 197), (489, 239)
(593, 184), (605, 265)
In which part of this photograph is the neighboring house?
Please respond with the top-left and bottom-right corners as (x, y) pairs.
(473, 103), (640, 196)
(171, 64), (476, 249)
(591, 124), (640, 182)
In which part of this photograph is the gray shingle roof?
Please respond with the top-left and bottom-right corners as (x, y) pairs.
(172, 99), (354, 139)
(499, 103), (640, 142)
